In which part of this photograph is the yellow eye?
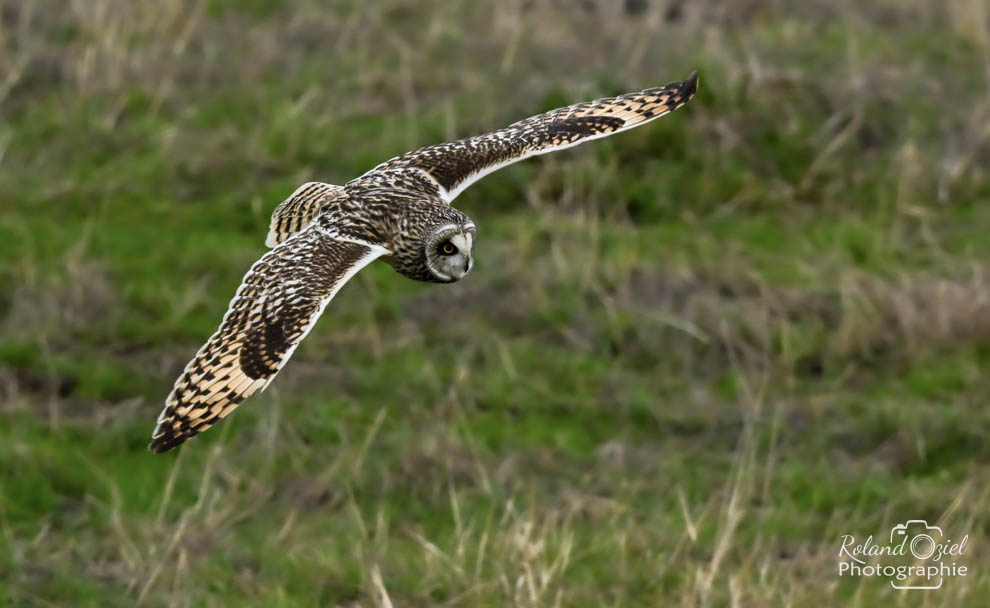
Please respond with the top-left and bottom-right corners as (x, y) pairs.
(440, 242), (457, 255)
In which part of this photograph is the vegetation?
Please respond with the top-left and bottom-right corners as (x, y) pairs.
(1, 0), (988, 605)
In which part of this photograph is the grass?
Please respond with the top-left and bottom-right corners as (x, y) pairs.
(1, 0), (990, 605)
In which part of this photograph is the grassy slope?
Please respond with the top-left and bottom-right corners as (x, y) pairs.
(1, 0), (989, 605)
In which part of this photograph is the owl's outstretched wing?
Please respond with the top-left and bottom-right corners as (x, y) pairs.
(150, 227), (388, 452)
(363, 72), (698, 202)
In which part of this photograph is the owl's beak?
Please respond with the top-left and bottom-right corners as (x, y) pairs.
(446, 253), (472, 281)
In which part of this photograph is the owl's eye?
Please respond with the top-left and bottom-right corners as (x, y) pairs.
(438, 241), (457, 256)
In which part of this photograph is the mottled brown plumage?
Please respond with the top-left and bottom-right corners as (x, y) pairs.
(150, 72), (698, 452)
(369, 71), (699, 200)
(150, 230), (387, 452)
(265, 182), (345, 247)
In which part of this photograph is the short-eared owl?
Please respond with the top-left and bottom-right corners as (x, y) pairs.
(150, 72), (698, 452)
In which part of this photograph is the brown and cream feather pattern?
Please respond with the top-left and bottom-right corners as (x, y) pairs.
(150, 72), (697, 451)
(149, 227), (388, 452)
(367, 72), (698, 201)
(266, 182), (346, 247)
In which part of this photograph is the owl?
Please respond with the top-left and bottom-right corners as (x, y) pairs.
(150, 72), (698, 452)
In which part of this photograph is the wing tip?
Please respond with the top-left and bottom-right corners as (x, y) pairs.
(148, 422), (190, 453)
(148, 434), (183, 453)
(683, 70), (699, 97)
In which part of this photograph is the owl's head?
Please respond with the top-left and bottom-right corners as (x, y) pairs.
(385, 201), (476, 283)
(424, 222), (475, 282)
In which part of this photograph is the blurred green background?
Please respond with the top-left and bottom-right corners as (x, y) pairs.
(1, 0), (989, 605)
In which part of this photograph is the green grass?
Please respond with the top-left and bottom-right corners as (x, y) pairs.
(2, 0), (989, 605)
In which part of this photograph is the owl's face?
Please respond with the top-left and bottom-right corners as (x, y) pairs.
(384, 200), (477, 284)
(424, 222), (475, 282)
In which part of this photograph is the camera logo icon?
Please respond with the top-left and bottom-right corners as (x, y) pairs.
(890, 520), (943, 560)
(889, 520), (945, 589)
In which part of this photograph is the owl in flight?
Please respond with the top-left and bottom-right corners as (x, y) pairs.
(149, 72), (698, 452)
